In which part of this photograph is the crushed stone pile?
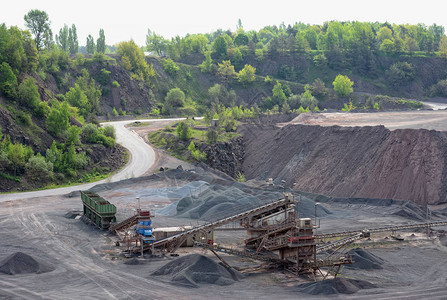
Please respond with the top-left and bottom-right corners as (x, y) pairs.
(0, 252), (54, 275)
(157, 181), (331, 221)
(345, 248), (384, 270)
(152, 254), (242, 288)
(240, 124), (447, 205)
(295, 278), (376, 295)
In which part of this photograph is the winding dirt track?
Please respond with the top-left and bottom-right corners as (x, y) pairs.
(0, 118), (183, 202)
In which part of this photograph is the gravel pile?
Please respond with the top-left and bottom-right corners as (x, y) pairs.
(345, 248), (384, 270)
(152, 254), (242, 288)
(0, 252), (54, 275)
(296, 278), (376, 295)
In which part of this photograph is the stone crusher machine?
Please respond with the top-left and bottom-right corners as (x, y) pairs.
(81, 191), (117, 229)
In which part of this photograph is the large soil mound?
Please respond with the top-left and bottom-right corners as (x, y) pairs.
(345, 248), (384, 270)
(240, 124), (447, 205)
(152, 254), (242, 288)
(295, 278), (376, 295)
(0, 252), (54, 275)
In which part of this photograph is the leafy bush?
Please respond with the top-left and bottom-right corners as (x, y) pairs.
(112, 80), (120, 87)
(161, 58), (179, 75)
(97, 68), (111, 85)
(102, 125), (116, 139)
(81, 123), (99, 143)
(25, 154), (53, 182)
(176, 121), (192, 140)
(188, 141), (206, 161)
(206, 128), (218, 144)
(0, 62), (18, 98)
(18, 77), (40, 109)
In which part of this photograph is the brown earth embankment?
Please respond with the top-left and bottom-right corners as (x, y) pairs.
(240, 124), (447, 205)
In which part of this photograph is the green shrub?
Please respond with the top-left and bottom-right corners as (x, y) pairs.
(112, 80), (120, 87)
(25, 154), (53, 182)
(81, 123), (99, 143)
(102, 125), (116, 139)
(206, 128), (218, 144)
(188, 141), (206, 161)
(97, 68), (111, 85)
(176, 121), (192, 140)
(18, 77), (40, 109)
(112, 107), (119, 116)
(161, 58), (179, 75)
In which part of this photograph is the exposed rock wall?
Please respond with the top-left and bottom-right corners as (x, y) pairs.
(240, 124), (447, 205)
(200, 137), (244, 179)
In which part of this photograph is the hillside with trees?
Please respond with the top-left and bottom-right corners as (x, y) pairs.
(2, 10), (447, 190)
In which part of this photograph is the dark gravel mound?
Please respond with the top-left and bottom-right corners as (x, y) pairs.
(0, 252), (54, 275)
(296, 278), (376, 295)
(152, 254), (242, 288)
(345, 248), (384, 270)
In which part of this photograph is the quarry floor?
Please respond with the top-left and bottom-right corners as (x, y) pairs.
(2, 110), (447, 299)
(1, 172), (447, 299)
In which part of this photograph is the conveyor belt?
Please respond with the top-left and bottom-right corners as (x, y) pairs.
(315, 221), (447, 239)
(151, 198), (292, 250)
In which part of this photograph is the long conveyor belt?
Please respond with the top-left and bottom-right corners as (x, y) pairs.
(150, 197), (293, 250)
(315, 221), (447, 239)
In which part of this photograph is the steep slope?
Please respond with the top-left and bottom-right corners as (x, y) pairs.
(240, 124), (447, 205)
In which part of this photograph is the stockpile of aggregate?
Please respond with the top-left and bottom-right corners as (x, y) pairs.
(157, 180), (332, 221)
(240, 124), (447, 205)
(152, 254), (242, 288)
(345, 248), (384, 270)
(0, 252), (54, 275)
(295, 278), (376, 295)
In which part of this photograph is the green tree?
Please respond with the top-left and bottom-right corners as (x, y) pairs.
(300, 86), (319, 109)
(213, 36), (228, 60)
(25, 154), (53, 182)
(164, 88), (185, 115)
(146, 29), (167, 56)
(439, 36), (447, 59)
(68, 24), (79, 55)
(117, 40), (155, 83)
(161, 58), (179, 75)
(47, 101), (70, 136)
(176, 121), (192, 140)
(380, 39), (395, 53)
(206, 128), (218, 144)
(65, 83), (91, 116)
(237, 64), (256, 84)
(272, 81), (287, 107)
(96, 29), (105, 53)
(102, 125), (116, 139)
(66, 125), (81, 145)
(0, 62), (18, 98)
(18, 77), (40, 109)
(57, 24), (69, 52)
(332, 75), (354, 98)
(217, 60), (237, 83)
(200, 51), (213, 73)
(86, 35), (95, 54)
(208, 84), (236, 106)
(24, 9), (51, 51)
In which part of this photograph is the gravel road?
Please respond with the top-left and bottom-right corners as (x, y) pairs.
(0, 118), (183, 202)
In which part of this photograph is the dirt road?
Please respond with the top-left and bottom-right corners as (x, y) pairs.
(0, 118), (184, 202)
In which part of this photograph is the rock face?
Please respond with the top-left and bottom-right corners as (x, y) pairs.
(240, 124), (447, 205)
(201, 137), (245, 179)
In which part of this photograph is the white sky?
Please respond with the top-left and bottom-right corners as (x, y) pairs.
(3, 1), (447, 46)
